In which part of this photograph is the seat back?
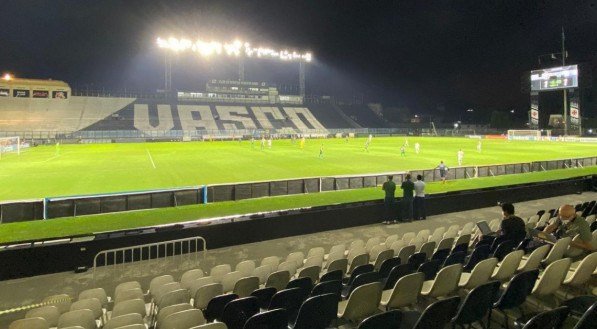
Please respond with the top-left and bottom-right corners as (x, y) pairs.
(436, 237), (455, 252)
(114, 288), (144, 305)
(156, 303), (193, 328)
(348, 253), (370, 274)
(304, 255), (324, 268)
(9, 318), (48, 329)
(250, 287), (277, 309)
(397, 245), (416, 265)
(269, 288), (307, 318)
(492, 250), (524, 281)
(358, 310), (403, 329)
(204, 293), (238, 322)
(408, 252), (427, 270)
(384, 264), (414, 290)
(518, 244), (550, 272)
(310, 280), (342, 300)
(243, 308), (288, 329)
(161, 309), (206, 329)
(419, 241), (436, 260)
(565, 252), (597, 286)
(78, 288), (108, 308)
(346, 264), (374, 286)
(233, 276), (260, 298)
(265, 270), (291, 291)
(574, 301), (597, 329)
(454, 234), (471, 248)
(181, 269), (205, 290)
(57, 309), (96, 329)
(347, 271), (381, 297)
(222, 297), (260, 329)
(159, 289), (191, 309)
(70, 298), (102, 319)
(326, 258), (348, 276)
(378, 257), (401, 279)
(149, 274), (175, 296)
(402, 232), (416, 244)
(431, 248), (450, 262)
(521, 306), (570, 329)
(41, 294), (71, 314)
(452, 281), (500, 326)
(413, 296), (460, 329)
(210, 264), (232, 283)
(103, 313), (143, 329)
(222, 271), (243, 293)
(429, 227), (446, 244)
(451, 243), (468, 255)
(292, 293), (338, 329)
(495, 269), (539, 310)
(235, 260), (256, 278)
(297, 265), (321, 284)
(384, 272), (425, 309)
(442, 251), (466, 268)
(307, 247), (326, 259)
(111, 298), (146, 318)
(286, 276), (314, 292)
(418, 260), (441, 280)
(188, 276), (215, 297)
(253, 265), (273, 285)
(492, 240), (517, 261)
(532, 258), (571, 296)
(464, 244), (490, 272)
(25, 306), (60, 327)
(426, 264), (462, 298)
(373, 249), (394, 271)
(365, 237), (382, 252)
(320, 269), (343, 282)
(286, 252), (305, 268)
(340, 282), (383, 323)
(114, 281), (141, 298)
(543, 237), (572, 265)
(461, 257), (498, 290)
(261, 256), (280, 272)
(194, 283), (223, 309)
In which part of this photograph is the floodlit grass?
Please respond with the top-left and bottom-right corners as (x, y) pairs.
(0, 137), (595, 201)
(0, 137), (595, 243)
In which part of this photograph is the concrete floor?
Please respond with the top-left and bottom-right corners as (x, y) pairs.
(0, 191), (595, 328)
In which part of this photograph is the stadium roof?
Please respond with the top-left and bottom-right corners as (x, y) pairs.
(0, 77), (70, 88)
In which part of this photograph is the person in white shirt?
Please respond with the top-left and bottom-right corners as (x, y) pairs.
(414, 142), (420, 154)
(413, 174), (426, 220)
(477, 140), (482, 153)
(457, 149), (464, 166)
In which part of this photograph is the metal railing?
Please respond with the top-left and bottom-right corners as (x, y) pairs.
(92, 236), (207, 278)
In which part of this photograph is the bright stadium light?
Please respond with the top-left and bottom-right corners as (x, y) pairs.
(156, 37), (313, 62)
(2, 73), (13, 81)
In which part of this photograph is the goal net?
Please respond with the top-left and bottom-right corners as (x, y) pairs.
(0, 136), (21, 158)
(507, 130), (546, 141)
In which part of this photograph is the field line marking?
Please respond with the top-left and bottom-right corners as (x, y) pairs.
(38, 154), (61, 163)
(146, 149), (156, 169)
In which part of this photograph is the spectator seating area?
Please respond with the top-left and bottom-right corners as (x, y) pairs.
(9, 201), (597, 329)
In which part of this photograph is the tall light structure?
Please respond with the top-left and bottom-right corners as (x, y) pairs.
(157, 37), (312, 98)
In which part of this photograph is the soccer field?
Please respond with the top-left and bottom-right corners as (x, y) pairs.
(0, 137), (596, 202)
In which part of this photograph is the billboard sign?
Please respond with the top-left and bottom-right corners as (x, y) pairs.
(530, 65), (578, 91)
(13, 89), (30, 97)
(0, 88), (9, 97)
(52, 91), (68, 99)
(32, 90), (49, 98)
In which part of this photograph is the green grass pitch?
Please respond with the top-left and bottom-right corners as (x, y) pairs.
(0, 136), (596, 243)
(0, 136), (595, 202)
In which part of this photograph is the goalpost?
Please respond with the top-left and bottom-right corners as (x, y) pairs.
(507, 130), (549, 141)
(0, 136), (20, 159)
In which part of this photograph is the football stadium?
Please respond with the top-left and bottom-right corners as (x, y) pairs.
(1, 2), (597, 329)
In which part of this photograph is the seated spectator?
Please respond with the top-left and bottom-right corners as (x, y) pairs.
(543, 204), (593, 251)
(497, 203), (527, 245)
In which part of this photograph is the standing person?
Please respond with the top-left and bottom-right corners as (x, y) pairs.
(55, 141), (61, 156)
(401, 174), (415, 222)
(413, 175), (426, 220)
(404, 138), (409, 147)
(477, 140), (482, 153)
(382, 176), (396, 224)
(260, 137), (266, 150)
(267, 137), (272, 149)
(364, 139), (370, 152)
(437, 161), (448, 184)
(400, 145), (406, 157)
(457, 149), (464, 166)
(250, 137), (255, 148)
(319, 143), (324, 159)
(300, 136), (305, 149)
(414, 142), (420, 154)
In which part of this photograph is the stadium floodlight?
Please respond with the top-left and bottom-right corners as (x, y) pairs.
(156, 37), (313, 62)
(2, 73), (12, 81)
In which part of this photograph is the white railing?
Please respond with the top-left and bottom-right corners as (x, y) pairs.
(92, 236), (207, 278)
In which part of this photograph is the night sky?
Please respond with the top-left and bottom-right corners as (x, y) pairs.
(1, 0), (596, 118)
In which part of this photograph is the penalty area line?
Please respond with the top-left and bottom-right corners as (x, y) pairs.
(146, 149), (156, 169)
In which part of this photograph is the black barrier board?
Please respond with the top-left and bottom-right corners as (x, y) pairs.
(75, 198), (101, 216)
(212, 185), (234, 202)
(287, 180), (304, 194)
(128, 194), (152, 210)
(101, 196), (127, 213)
(234, 184), (252, 200)
(151, 192), (173, 208)
(0, 202), (42, 223)
(478, 166), (489, 178)
(270, 181), (288, 196)
(423, 170), (434, 182)
(349, 177), (363, 189)
(454, 168), (465, 179)
(336, 178), (349, 190)
(304, 178), (319, 193)
(496, 165), (506, 175)
(47, 200), (74, 218)
(364, 176), (376, 187)
(376, 176), (386, 185)
(174, 190), (199, 206)
(251, 182), (269, 198)
(321, 178), (334, 191)
(505, 165), (515, 175)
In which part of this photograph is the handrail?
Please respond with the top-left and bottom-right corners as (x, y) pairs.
(92, 236), (207, 280)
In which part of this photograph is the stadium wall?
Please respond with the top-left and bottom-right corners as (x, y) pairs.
(0, 175), (590, 280)
(0, 156), (595, 223)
